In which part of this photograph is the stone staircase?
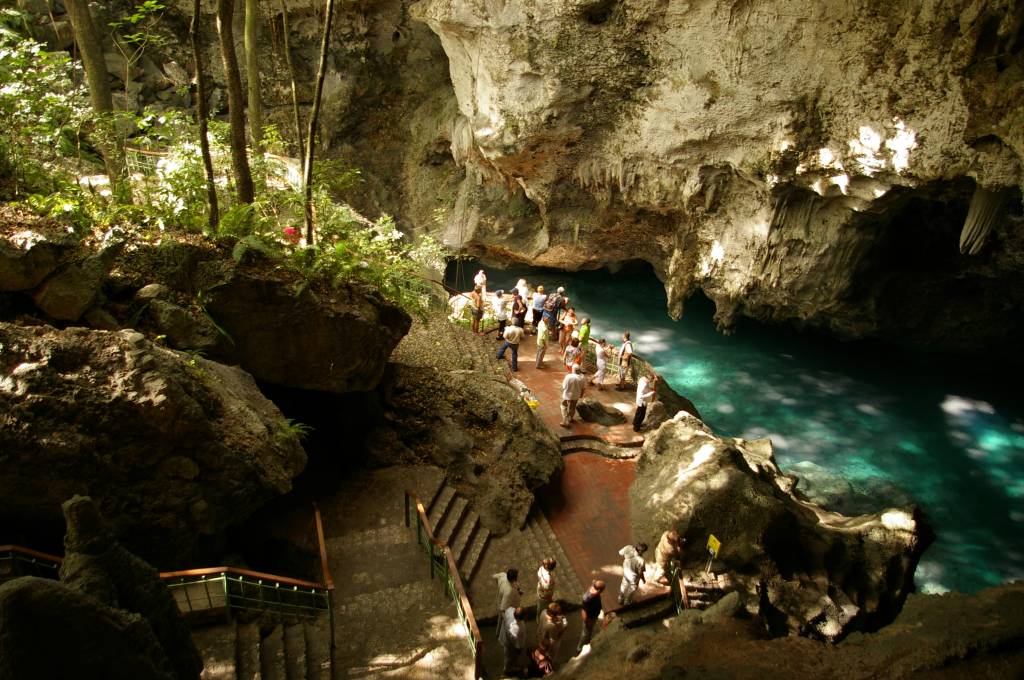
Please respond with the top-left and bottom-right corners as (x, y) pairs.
(524, 508), (585, 605)
(191, 617), (332, 680)
(424, 482), (491, 584)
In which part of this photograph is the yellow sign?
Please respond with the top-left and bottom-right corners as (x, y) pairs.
(706, 534), (721, 557)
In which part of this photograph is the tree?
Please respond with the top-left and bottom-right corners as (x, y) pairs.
(190, 0), (218, 230)
(244, 0), (263, 154)
(303, 0), (336, 244)
(279, 2), (304, 162)
(64, 0), (126, 197)
(216, 0), (254, 204)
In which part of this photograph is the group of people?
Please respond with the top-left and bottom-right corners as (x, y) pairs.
(492, 530), (686, 676)
(465, 271), (663, 433)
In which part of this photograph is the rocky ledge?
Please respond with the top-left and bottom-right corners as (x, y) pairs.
(630, 412), (932, 641)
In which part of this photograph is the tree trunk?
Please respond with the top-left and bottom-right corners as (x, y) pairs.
(244, 0), (263, 154)
(303, 0), (337, 245)
(216, 0), (255, 204)
(191, 0), (219, 231)
(280, 2), (305, 163)
(64, 0), (125, 198)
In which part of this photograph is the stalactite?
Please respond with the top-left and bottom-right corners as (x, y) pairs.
(960, 185), (1011, 255)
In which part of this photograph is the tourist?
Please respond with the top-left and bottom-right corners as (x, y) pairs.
(469, 286), (484, 335)
(654, 530), (685, 585)
(575, 580), (606, 655)
(536, 317), (550, 368)
(578, 317), (591, 347)
(617, 543), (648, 606)
(617, 331), (634, 388)
(497, 319), (525, 372)
(591, 338), (609, 390)
(559, 305), (576, 351)
(563, 337), (582, 372)
(527, 646), (554, 677)
(512, 291), (528, 328)
(493, 290), (508, 338)
(536, 558), (557, 621)
(516, 278), (530, 303)
(538, 602), (568, 657)
(633, 374), (658, 432)
(560, 364), (586, 427)
(531, 285), (548, 330)
(474, 269), (487, 296)
(541, 286), (566, 329)
(494, 568), (523, 623)
(498, 606), (526, 676)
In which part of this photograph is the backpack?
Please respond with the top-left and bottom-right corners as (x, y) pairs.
(543, 293), (561, 313)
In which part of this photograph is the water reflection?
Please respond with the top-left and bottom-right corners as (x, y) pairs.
(448, 261), (1024, 593)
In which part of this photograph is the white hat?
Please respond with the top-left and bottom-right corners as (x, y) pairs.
(557, 286), (565, 293)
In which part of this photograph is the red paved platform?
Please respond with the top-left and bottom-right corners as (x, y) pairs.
(496, 330), (644, 446)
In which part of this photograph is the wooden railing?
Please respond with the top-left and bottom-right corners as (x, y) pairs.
(404, 490), (483, 679)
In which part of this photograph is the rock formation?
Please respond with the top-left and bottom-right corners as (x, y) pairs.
(366, 315), (564, 533)
(0, 323), (306, 564)
(570, 581), (1024, 679)
(630, 412), (932, 641)
(0, 497), (202, 680)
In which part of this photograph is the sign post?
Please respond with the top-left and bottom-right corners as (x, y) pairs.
(705, 534), (721, 575)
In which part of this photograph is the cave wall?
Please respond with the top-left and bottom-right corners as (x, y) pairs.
(32, 0), (1024, 351)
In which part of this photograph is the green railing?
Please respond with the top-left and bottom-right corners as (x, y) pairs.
(162, 568), (331, 619)
(404, 490), (483, 680)
(0, 545), (62, 581)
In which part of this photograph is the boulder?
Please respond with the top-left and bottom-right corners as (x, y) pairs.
(0, 323), (306, 564)
(0, 577), (177, 680)
(31, 254), (108, 321)
(146, 299), (222, 352)
(577, 397), (627, 425)
(0, 228), (71, 292)
(58, 496), (203, 680)
(195, 256), (411, 394)
(630, 412), (932, 641)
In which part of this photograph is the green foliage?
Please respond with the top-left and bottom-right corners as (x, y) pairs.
(276, 418), (313, 445)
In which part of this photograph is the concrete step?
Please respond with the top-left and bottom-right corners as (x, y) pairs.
(193, 623), (237, 680)
(283, 623), (306, 680)
(527, 509), (585, 603)
(236, 621), (261, 680)
(448, 511), (479, 567)
(427, 486), (456, 529)
(460, 523), (490, 584)
(259, 624), (287, 680)
(303, 617), (333, 680)
(437, 496), (468, 547)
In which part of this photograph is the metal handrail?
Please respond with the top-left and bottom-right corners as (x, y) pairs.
(159, 565), (327, 590)
(404, 490), (483, 679)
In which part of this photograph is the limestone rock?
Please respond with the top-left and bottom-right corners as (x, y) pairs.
(146, 299), (222, 352)
(31, 254), (108, 321)
(0, 228), (70, 292)
(577, 396), (627, 425)
(198, 258), (411, 394)
(59, 496), (203, 680)
(0, 577), (177, 680)
(0, 323), (306, 563)
(630, 412), (932, 641)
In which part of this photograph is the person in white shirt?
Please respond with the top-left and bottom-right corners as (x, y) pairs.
(591, 338), (609, 389)
(536, 558), (557, 620)
(492, 290), (507, 337)
(535, 318), (550, 368)
(618, 331), (634, 388)
(560, 364), (586, 427)
(474, 269), (487, 296)
(498, 606), (525, 675)
(617, 542), (648, 605)
(496, 319), (525, 371)
(633, 374), (658, 432)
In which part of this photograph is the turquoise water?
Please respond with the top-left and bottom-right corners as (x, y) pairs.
(449, 261), (1024, 594)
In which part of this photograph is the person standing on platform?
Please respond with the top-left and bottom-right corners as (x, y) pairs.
(575, 580), (606, 656)
(511, 291), (528, 329)
(493, 290), (507, 339)
(591, 338), (609, 390)
(516, 278), (530, 304)
(559, 306), (576, 351)
(633, 374), (658, 432)
(560, 364), (586, 427)
(497, 319), (525, 372)
(536, 558), (557, 620)
(578, 317), (591, 347)
(474, 269), (487, 296)
(536, 317), (550, 368)
(498, 606), (525, 676)
(494, 568), (522, 624)
(563, 337), (583, 372)
(469, 286), (484, 335)
(531, 285), (548, 331)
(618, 543), (648, 606)
(617, 331), (634, 388)
(654, 530), (685, 585)
(538, 602), (568, 657)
